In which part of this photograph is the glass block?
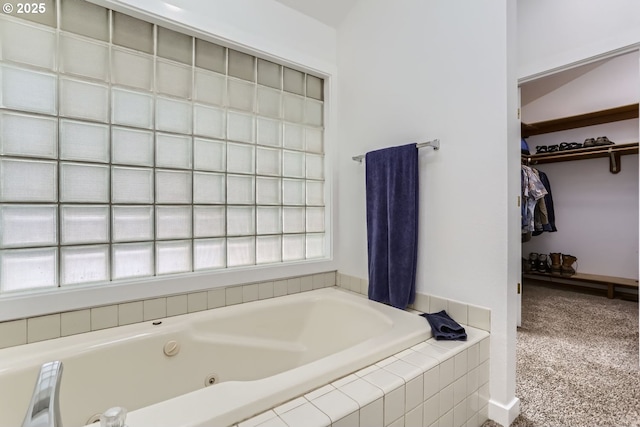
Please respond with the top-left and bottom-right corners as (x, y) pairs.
(227, 236), (255, 267)
(61, 245), (109, 285)
(282, 179), (305, 205)
(1, 65), (57, 115)
(282, 234), (304, 261)
(156, 240), (192, 275)
(0, 248), (57, 292)
(156, 97), (192, 134)
(283, 123), (304, 150)
(5, 0), (56, 27)
(227, 111), (255, 143)
(306, 181), (324, 206)
(156, 170), (193, 204)
(193, 172), (225, 204)
(256, 177), (281, 205)
(111, 167), (154, 204)
(60, 163), (109, 203)
(60, 0), (109, 41)
(0, 205), (57, 248)
(156, 206), (192, 239)
(227, 206), (255, 236)
(226, 175), (254, 204)
(227, 143), (255, 174)
(305, 127), (323, 153)
(283, 93), (305, 123)
(112, 206), (154, 242)
(283, 68), (305, 95)
(256, 148), (281, 176)
(228, 78), (255, 112)
(112, 242), (154, 280)
(0, 112), (57, 158)
(228, 49), (255, 82)
(257, 59), (282, 90)
(305, 99), (323, 127)
(193, 206), (225, 238)
(194, 104), (225, 139)
(0, 159), (57, 202)
(60, 205), (109, 244)
(157, 27), (192, 65)
(194, 70), (225, 106)
(257, 206), (281, 235)
(60, 119), (110, 163)
(1, 19), (56, 70)
(306, 207), (325, 232)
(59, 78), (109, 122)
(256, 118), (282, 147)
(195, 39), (226, 74)
(306, 154), (324, 179)
(306, 75), (323, 101)
(257, 235), (281, 264)
(111, 127), (154, 166)
(59, 34), (109, 81)
(193, 138), (225, 171)
(283, 150), (305, 178)
(156, 133), (192, 169)
(193, 238), (225, 270)
(112, 88), (154, 129)
(157, 60), (192, 98)
(111, 48), (153, 91)
(112, 12), (153, 54)
(257, 87), (282, 118)
(306, 234), (325, 259)
(283, 207), (305, 233)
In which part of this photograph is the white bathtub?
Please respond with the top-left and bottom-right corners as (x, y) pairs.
(0, 287), (431, 427)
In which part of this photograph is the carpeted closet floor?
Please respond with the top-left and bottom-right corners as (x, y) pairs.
(483, 282), (639, 427)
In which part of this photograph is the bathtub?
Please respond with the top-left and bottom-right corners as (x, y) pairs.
(0, 287), (431, 427)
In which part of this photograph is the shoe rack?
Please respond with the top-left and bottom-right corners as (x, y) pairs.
(521, 103), (639, 173)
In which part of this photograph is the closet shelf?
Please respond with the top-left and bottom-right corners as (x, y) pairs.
(522, 142), (638, 174)
(521, 103), (639, 137)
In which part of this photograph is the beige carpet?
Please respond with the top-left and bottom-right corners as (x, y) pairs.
(483, 282), (639, 427)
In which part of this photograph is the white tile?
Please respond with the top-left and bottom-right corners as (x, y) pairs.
(287, 277), (301, 294)
(0, 319), (27, 349)
(384, 386), (405, 427)
(467, 344), (480, 370)
(338, 378), (384, 407)
(305, 384), (335, 401)
(405, 376), (424, 413)
(312, 273), (325, 290)
(257, 417), (288, 427)
(466, 368), (479, 396)
(167, 294), (188, 317)
(355, 365), (380, 378)
(332, 411), (359, 427)
(310, 389), (358, 422)
(188, 292), (208, 312)
(401, 350), (439, 372)
(478, 361), (490, 387)
(61, 310), (91, 336)
(479, 338), (490, 363)
(467, 391), (479, 421)
(332, 374), (358, 389)
(279, 403), (330, 427)
(376, 356), (398, 368)
(360, 278), (369, 295)
(454, 400), (467, 427)
(438, 357), (455, 389)
(423, 394), (439, 427)
(438, 409), (453, 427)
(479, 404), (489, 425)
(226, 286), (243, 306)
(91, 305), (118, 330)
(239, 410), (278, 427)
(258, 281), (274, 300)
(118, 301), (143, 325)
(416, 342), (456, 363)
(208, 288), (226, 309)
(301, 276), (313, 292)
(360, 398), (384, 427)
(324, 271), (336, 287)
(454, 350), (468, 380)
(405, 404), (423, 427)
(466, 412), (479, 427)
(243, 284), (259, 302)
(27, 314), (60, 343)
(412, 292), (430, 314)
(273, 280), (287, 297)
(439, 384), (454, 416)
(423, 366), (440, 401)
(478, 384), (490, 410)
(383, 359), (422, 382)
(274, 397), (306, 415)
(467, 305), (491, 332)
(428, 297), (448, 314)
(447, 301), (468, 326)
(453, 375), (467, 406)
(143, 298), (167, 321)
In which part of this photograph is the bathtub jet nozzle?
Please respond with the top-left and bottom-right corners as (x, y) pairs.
(22, 360), (63, 427)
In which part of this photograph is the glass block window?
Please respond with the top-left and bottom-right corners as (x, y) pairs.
(0, 1), (326, 294)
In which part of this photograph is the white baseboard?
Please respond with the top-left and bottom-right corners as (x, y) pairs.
(488, 397), (520, 427)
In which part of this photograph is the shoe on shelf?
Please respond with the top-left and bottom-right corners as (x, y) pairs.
(568, 142), (582, 150)
(528, 253), (539, 272)
(536, 145), (548, 154)
(595, 136), (615, 146)
(549, 252), (562, 275)
(537, 254), (550, 273)
(583, 138), (596, 147)
(561, 254), (577, 276)
(547, 144), (559, 152)
(559, 142), (570, 151)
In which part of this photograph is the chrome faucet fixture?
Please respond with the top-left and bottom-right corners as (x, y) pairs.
(22, 361), (63, 427)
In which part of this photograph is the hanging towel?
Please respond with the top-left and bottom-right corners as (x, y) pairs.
(420, 310), (467, 341)
(365, 143), (418, 309)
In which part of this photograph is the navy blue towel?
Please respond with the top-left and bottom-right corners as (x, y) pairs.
(421, 310), (467, 341)
(365, 143), (418, 309)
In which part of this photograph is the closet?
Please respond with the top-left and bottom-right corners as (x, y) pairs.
(519, 51), (640, 302)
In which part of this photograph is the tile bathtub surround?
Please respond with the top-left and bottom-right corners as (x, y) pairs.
(0, 271), (336, 349)
(239, 327), (490, 427)
(336, 272), (491, 332)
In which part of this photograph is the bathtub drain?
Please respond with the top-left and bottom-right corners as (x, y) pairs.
(86, 413), (102, 424)
(204, 373), (218, 386)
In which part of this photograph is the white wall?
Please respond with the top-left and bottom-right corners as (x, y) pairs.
(336, 0), (520, 425)
(518, 0), (640, 80)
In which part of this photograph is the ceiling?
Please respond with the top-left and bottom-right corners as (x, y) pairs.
(272, 0), (360, 28)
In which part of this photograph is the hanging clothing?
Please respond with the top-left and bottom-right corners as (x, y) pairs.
(532, 171), (557, 235)
(521, 164), (557, 238)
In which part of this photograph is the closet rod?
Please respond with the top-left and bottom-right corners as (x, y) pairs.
(352, 139), (440, 163)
